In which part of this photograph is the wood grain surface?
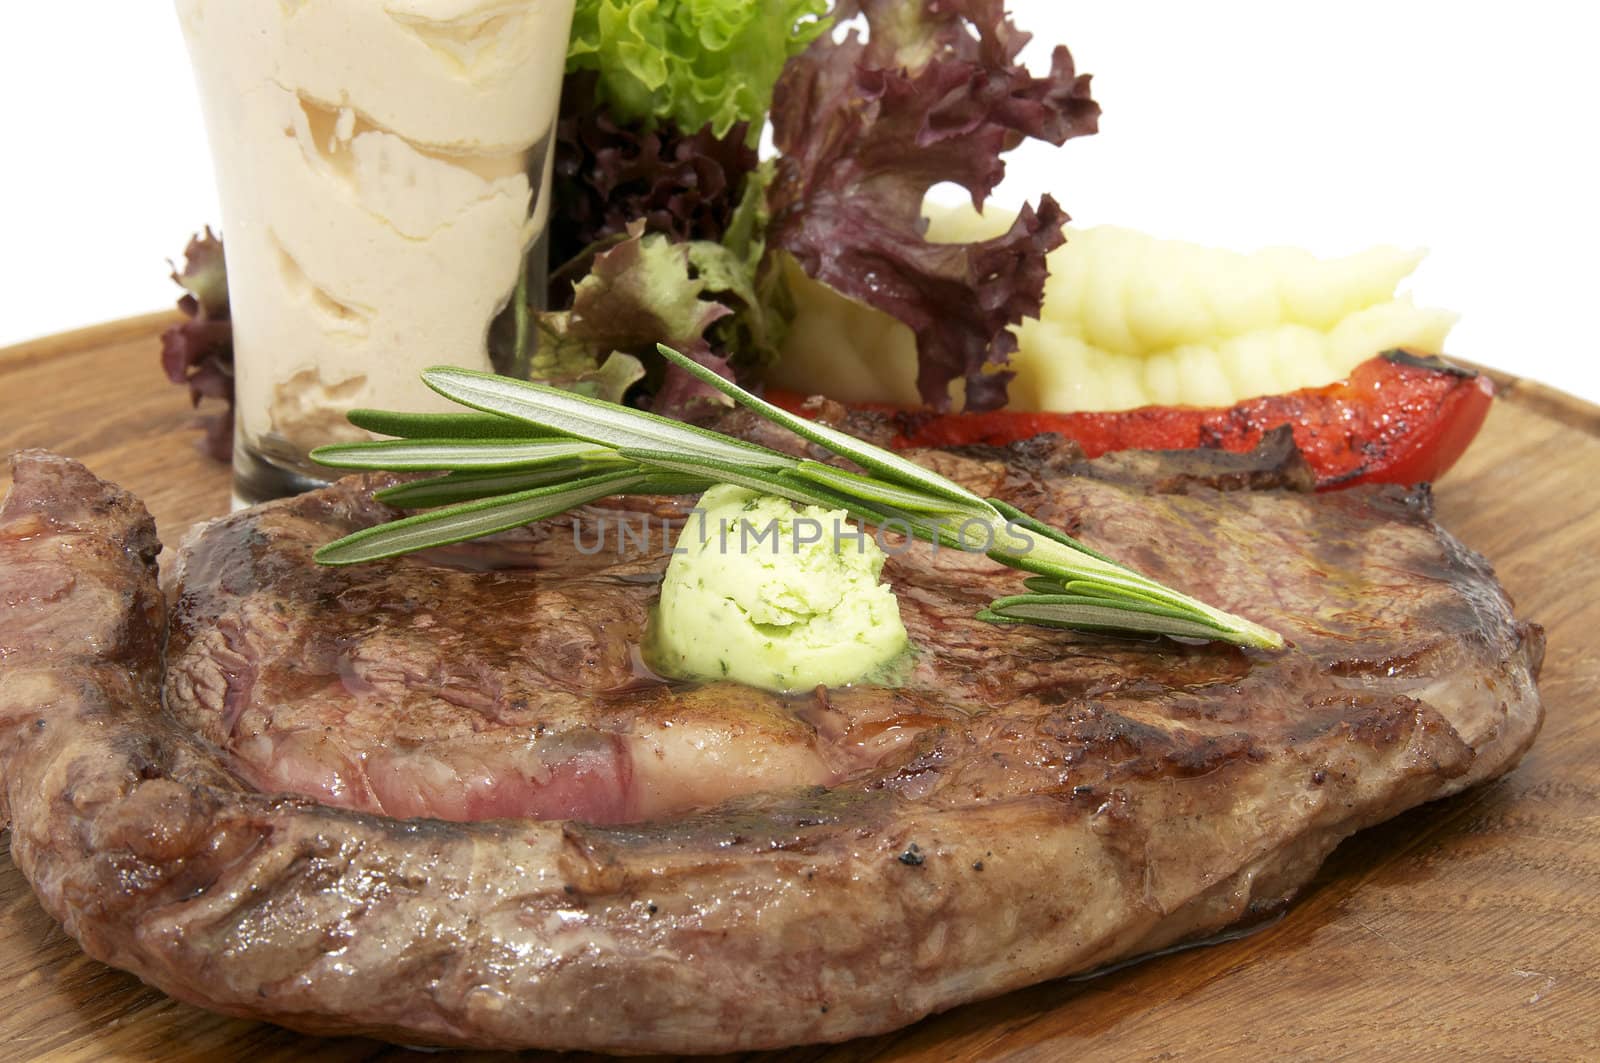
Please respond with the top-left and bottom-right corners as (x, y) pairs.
(1, 319), (1596, 1062)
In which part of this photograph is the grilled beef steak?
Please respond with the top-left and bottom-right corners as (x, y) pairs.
(0, 440), (1542, 1052)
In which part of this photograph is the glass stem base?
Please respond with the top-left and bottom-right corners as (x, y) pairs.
(232, 436), (331, 510)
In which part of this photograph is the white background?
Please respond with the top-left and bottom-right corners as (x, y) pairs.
(2, 2), (1597, 403)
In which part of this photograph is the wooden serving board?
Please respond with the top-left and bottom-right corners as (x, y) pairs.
(1, 318), (1597, 1062)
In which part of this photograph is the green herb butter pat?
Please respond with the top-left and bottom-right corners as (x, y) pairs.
(649, 485), (908, 692)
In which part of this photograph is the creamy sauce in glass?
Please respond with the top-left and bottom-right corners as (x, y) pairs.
(176, 0), (576, 501)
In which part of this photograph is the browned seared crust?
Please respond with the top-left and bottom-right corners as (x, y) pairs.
(0, 445), (1543, 1052)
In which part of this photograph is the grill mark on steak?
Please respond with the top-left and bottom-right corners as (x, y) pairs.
(0, 443), (1543, 1053)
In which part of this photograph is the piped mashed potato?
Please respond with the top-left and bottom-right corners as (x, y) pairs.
(649, 487), (908, 693)
(775, 204), (1458, 411)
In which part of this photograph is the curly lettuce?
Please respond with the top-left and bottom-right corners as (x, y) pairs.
(160, 230), (235, 461)
(768, 0), (1100, 411)
(549, 72), (761, 291)
(565, 0), (832, 139)
(533, 222), (747, 417)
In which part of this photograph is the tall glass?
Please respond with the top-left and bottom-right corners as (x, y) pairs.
(175, 0), (576, 507)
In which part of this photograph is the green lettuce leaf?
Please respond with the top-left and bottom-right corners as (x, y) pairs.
(565, 0), (832, 139)
(531, 222), (745, 416)
(692, 160), (791, 373)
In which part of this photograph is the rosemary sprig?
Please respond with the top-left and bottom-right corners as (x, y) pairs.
(311, 348), (1284, 650)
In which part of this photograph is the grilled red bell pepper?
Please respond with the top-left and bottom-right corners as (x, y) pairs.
(770, 351), (1495, 490)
